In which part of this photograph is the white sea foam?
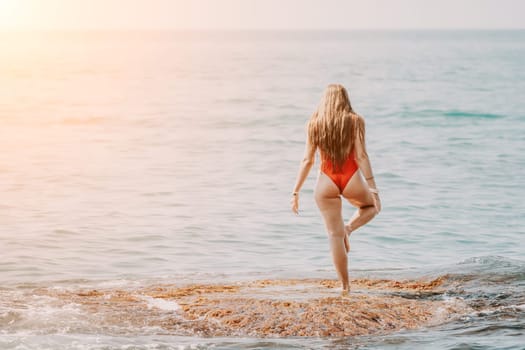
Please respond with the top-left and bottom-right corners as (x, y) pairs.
(140, 295), (181, 312)
(514, 304), (525, 311)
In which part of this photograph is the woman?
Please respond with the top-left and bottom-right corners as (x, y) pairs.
(291, 84), (381, 295)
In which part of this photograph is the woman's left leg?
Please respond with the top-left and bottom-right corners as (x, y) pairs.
(315, 172), (349, 291)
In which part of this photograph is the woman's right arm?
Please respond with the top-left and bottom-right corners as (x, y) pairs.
(354, 115), (381, 212)
(290, 137), (316, 214)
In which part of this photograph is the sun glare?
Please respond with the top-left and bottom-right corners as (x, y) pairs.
(0, 0), (30, 29)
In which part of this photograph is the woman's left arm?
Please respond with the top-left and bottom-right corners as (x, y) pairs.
(291, 138), (316, 214)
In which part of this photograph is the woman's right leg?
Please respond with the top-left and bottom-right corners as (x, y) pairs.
(342, 170), (378, 241)
(345, 204), (377, 234)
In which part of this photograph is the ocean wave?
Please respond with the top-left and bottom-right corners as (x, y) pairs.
(443, 110), (504, 119)
(59, 116), (110, 125)
(451, 255), (525, 282)
(402, 108), (506, 120)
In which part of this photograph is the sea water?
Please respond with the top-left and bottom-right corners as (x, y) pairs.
(0, 30), (524, 349)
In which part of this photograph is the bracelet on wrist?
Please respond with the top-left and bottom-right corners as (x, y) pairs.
(292, 192), (298, 196)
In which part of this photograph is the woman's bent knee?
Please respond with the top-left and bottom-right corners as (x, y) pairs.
(361, 204), (379, 216)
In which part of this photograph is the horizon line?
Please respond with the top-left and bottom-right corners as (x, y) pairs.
(1, 27), (524, 32)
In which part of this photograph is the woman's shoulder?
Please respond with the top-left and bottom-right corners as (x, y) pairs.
(347, 112), (365, 124)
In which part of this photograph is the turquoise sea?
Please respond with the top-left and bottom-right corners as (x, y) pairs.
(0, 30), (524, 349)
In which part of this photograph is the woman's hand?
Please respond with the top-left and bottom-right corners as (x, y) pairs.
(290, 194), (299, 215)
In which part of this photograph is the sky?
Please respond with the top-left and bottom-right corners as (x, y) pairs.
(0, 0), (524, 30)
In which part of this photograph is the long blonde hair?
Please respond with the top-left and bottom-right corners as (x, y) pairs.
(307, 84), (363, 172)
